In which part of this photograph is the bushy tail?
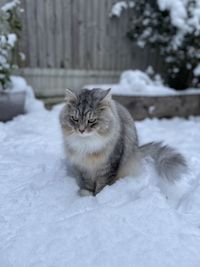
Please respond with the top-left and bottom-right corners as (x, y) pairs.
(140, 142), (187, 182)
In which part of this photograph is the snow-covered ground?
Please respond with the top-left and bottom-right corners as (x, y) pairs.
(1, 96), (200, 266)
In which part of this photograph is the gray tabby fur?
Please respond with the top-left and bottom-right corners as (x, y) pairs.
(60, 88), (187, 196)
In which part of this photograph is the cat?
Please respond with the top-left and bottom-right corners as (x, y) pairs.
(59, 88), (187, 196)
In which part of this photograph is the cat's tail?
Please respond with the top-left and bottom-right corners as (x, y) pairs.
(140, 142), (187, 182)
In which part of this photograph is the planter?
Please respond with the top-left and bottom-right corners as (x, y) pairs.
(0, 90), (26, 122)
(113, 94), (200, 120)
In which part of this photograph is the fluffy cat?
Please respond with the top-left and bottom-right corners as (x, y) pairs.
(60, 88), (187, 196)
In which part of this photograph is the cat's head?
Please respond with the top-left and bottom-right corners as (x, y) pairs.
(61, 88), (114, 137)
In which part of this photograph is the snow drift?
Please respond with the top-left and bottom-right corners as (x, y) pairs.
(0, 91), (200, 266)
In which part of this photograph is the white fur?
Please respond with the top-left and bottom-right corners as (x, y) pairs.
(65, 132), (108, 154)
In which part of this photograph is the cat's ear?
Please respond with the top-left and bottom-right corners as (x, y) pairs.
(101, 88), (112, 101)
(98, 88), (112, 108)
(65, 88), (77, 103)
(93, 88), (112, 101)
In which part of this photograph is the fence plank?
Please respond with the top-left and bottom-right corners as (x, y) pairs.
(16, 0), (27, 67)
(24, 0), (37, 67)
(71, 0), (80, 68)
(54, 0), (63, 68)
(97, 0), (106, 70)
(78, 0), (86, 69)
(18, 0), (163, 73)
(35, 0), (47, 67)
(44, 0), (55, 67)
(84, 0), (93, 69)
(62, 0), (72, 68)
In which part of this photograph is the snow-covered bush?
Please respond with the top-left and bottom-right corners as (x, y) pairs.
(111, 0), (200, 90)
(0, 0), (23, 90)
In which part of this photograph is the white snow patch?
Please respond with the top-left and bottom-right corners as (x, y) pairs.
(112, 0), (200, 49)
(84, 70), (200, 96)
(0, 104), (200, 266)
(1, 0), (20, 12)
(10, 75), (44, 113)
(110, 1), (135, 17)
(158, 0), (188, 30)
(193, 64), (200, 76)
(111, 70), (175, 96)
(157, 0), (200, 48)
(7, 33), (17, 47)
(0, 34), (16, 47)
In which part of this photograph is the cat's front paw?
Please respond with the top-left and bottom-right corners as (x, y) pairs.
(78, 189), (94, 197)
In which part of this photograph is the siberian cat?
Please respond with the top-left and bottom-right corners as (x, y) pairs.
(60, 88), (187, 196)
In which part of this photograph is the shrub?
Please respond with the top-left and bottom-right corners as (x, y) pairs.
(0, 0), (23, 90)
(111, 0), (200, 89)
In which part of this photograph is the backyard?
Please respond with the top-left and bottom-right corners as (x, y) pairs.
(1, 0), (200, 267)
(1, 93), (200, 266)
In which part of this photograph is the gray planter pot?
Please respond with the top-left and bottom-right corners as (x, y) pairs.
(0, 90), (26, 122)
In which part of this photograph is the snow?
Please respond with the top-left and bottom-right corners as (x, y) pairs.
(0, 36), (7, 47)
(110, 1), (135, 17)
(84, 70), (200, 96)
(189, 0), (200, 31)
(157, 0), (190, 48)
(10, 75), (44, 113)
(111, 70), (176, 96)
(1, 93), (200, 266)
(1, 0), (20, 12)
(111, 0), (200, 50)
(193, 64), (200, 76)
(0, 33), (16, 48)
(157, 0), (200, 48)
(158, 0), (188, 30)
(0, 54), (7, 66)
(7, 33), (17, 47)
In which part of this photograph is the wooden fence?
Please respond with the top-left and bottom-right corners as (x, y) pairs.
(16, 0), (163, 96)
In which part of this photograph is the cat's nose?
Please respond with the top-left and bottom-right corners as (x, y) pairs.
(79, 129), (85, 134)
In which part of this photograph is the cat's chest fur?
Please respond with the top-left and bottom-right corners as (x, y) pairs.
(64, 134), (110, 170)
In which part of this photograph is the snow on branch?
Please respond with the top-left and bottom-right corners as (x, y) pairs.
(1, 0), (21, 12)
(110, 1), (134, 17)
(110, 0), (200, 89)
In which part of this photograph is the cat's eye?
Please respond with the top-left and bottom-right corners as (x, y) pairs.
(88, 118), (96, 124)
(71, 116), (78, 122)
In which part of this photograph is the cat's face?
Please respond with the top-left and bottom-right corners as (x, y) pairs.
(61, 88), (113, 137)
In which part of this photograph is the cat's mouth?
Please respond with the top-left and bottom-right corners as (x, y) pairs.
(76, 131), (94, 137)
